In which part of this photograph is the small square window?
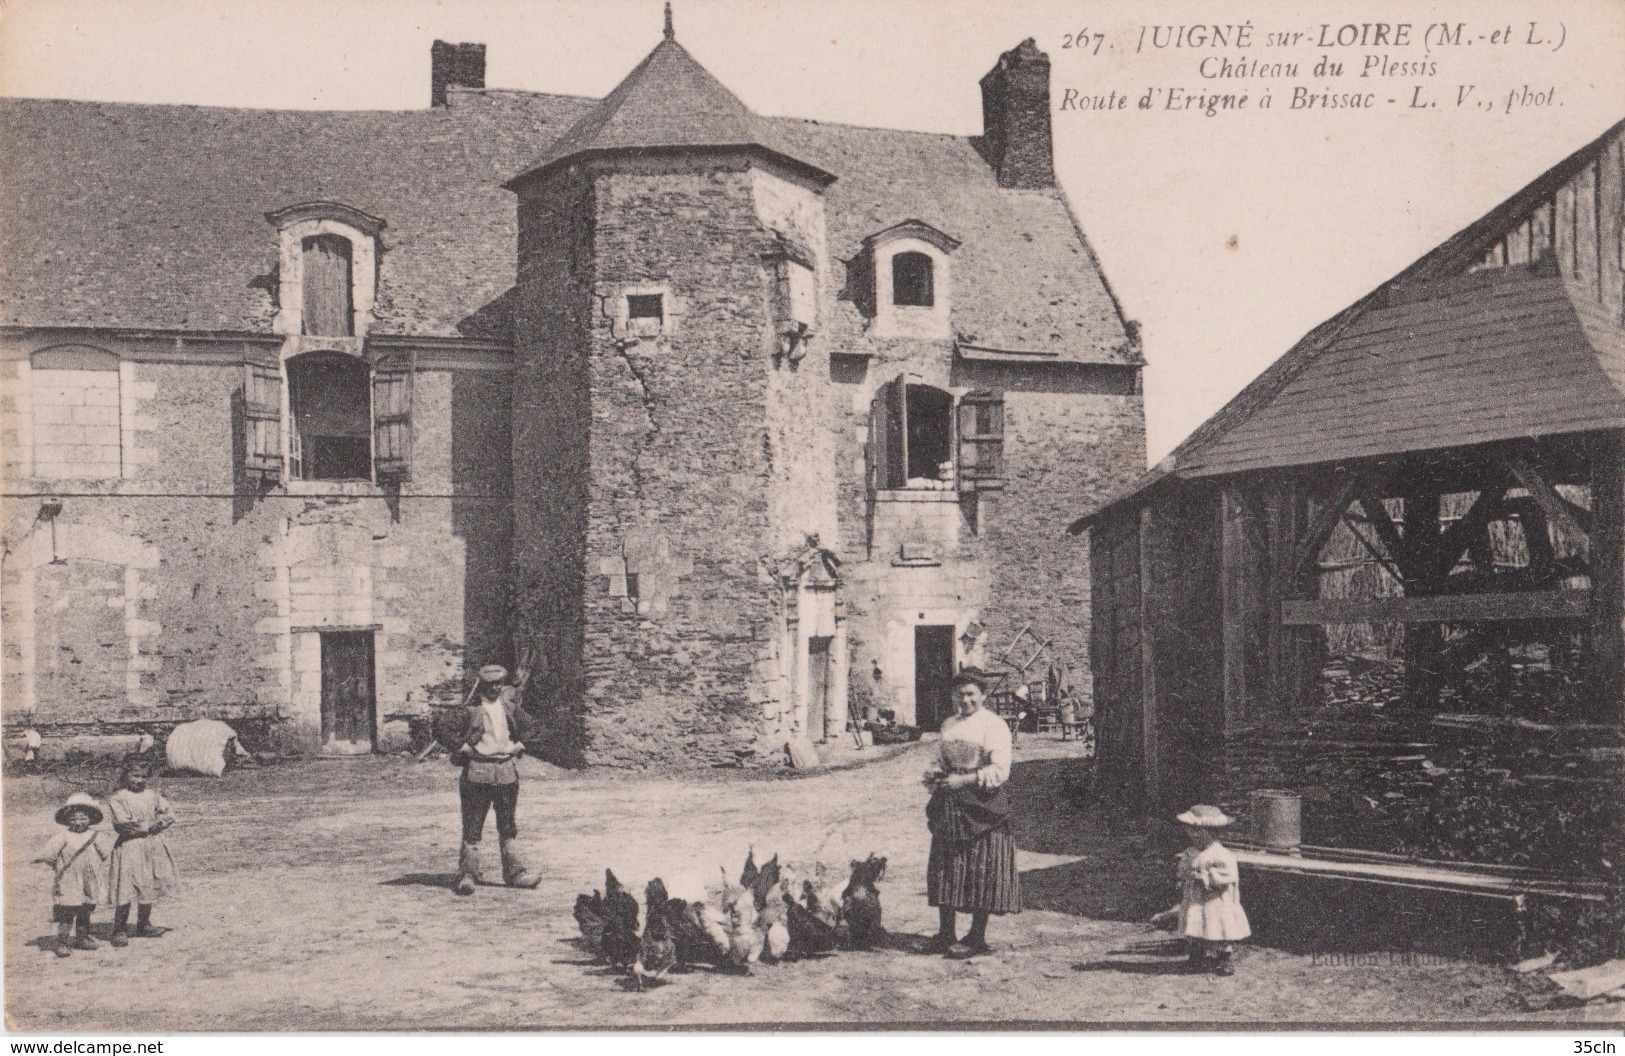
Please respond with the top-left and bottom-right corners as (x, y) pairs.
(627, 295), (664, 323)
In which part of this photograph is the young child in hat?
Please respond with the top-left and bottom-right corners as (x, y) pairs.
(1150, 804), (1251, 975)
(105, 756), (180, 947)
(34, 792), (111, 957)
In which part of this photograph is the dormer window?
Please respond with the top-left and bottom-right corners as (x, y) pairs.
(266, 200), (384, 346)
(892, 252), (934, 307)
(859, 220), (959, 340)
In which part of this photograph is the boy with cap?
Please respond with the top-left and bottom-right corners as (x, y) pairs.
(441, 663), (543, 894)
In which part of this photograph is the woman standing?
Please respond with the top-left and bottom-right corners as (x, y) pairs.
(923, 668), (1020, 958)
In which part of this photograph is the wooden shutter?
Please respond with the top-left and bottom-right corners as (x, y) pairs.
(242, 360), (283, 484)
(868, 376), (908, 492)
(371, 352), (414, 484)
(957, 389), (1004, 489)
(302, 234), (354, 337)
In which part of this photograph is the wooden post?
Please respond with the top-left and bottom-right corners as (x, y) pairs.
(1401, 489), (1444, 709)
(1220, 486), (1248, 731)
(1588, 432), (1624, 722)
(1271, 480), (1316, 716)
(1139, 505), (1160, 812)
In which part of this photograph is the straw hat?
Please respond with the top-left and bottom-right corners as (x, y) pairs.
(478, 664), (509, 684)
(1176, 804), (1234, 828)
(55, 792), (104, 827)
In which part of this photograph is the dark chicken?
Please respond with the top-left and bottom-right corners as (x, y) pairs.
(573, 890), (606, 958)
(601, 869), (642, 970)
(632, 879), (678, 989)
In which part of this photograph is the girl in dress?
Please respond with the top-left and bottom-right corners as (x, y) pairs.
(106, 757), (179, 947)
(1151, 804), (1251, 975)
(34, 792), (111, 957)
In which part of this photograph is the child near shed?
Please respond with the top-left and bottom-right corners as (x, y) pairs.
(1150, 804), (1251, 975)
(35, 793), (111, 957)
(106, 757), (180, 947)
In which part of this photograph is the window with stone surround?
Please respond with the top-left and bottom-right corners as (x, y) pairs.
(29, 346), (122, 480)
(265, 201), (383, 346)
(858, 220), (958, 340)
(869, 377), (1003, 493)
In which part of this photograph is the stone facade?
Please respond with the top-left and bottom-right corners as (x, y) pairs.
(1, 340), (511, 753)
(1, 27), (1146, 766)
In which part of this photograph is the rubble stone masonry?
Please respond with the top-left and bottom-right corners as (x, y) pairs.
(0, 345), (512, 752)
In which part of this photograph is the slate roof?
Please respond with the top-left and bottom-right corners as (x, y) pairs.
(1181, 263), (1625, 476)
(509, 36), (832, 187)
(1069, 116), (1625, 531)
(0, 42), (1132, 364)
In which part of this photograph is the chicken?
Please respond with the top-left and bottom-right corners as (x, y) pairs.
(665, 896), (723, 968)
(601, 869), (642, 970)
(748, 853), (780, 910)
(739, 848), (759, 890)
(712, 868), (762, 973)
(756, 902), (790, 962)
(573, 889), (606, 958)
(783, 893), (839, 958)
(841, 854), (888, 951)
(632, 879), (678, 990)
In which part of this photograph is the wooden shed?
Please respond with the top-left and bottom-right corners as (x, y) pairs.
(1071, 119), (1624, 886)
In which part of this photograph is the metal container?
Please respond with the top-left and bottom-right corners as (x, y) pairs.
(1250, 788), (1302, 850)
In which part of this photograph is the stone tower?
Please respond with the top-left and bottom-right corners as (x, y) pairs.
(506, 14), (843, 767)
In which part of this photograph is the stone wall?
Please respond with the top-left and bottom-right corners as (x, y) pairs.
(0, 346), (511, 752)
(514, 156), (840, 768)
(829, 337), (1144, 726)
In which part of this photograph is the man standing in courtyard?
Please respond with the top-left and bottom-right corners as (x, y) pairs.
(442, 664), (542, 894)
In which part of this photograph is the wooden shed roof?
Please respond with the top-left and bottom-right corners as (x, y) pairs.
(1181, 262), (1625, 476)
(1069, 115), (1625, 533)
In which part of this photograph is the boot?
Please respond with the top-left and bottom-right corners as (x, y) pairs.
(500, 839), (541, 889)
(455, 841), (482, 895)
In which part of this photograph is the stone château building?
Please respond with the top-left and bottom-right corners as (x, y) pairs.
(0, 15), (1145, 766)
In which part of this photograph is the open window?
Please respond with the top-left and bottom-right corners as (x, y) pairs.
(287, 352), (371, 480)
(869, 377), (1003, 491)
(240, 351), (413, 487)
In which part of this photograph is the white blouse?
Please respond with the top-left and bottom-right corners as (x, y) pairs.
(938, 706), (1013, 789)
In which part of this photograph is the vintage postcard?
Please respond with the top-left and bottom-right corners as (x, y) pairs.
(0, 0), (1621, 1034)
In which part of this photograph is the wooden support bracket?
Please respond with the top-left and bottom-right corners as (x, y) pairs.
(1504, 456), (1591, 542)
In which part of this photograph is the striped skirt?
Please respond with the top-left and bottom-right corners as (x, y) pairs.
(927, 828), (1021, 914)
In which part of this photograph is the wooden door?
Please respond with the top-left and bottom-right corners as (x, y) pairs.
(914, 625), (956, 731)
(320, 631), (375, 753)
(807, 636), (833, 742)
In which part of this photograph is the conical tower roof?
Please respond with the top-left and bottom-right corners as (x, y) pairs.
(508, 8), (833, 188)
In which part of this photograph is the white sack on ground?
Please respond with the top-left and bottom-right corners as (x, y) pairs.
(165, 719), (243, 777)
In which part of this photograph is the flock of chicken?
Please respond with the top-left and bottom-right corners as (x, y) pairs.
(573, 851), (889, 989)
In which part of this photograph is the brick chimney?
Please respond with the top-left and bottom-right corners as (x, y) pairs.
(431, 41), (486, 107)
(979, 39), (1054, 189)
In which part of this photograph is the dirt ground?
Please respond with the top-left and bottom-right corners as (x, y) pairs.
(3, 737), (1615, 1031)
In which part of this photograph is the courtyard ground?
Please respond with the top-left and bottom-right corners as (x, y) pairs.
(3, 737), (1614, 1031)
